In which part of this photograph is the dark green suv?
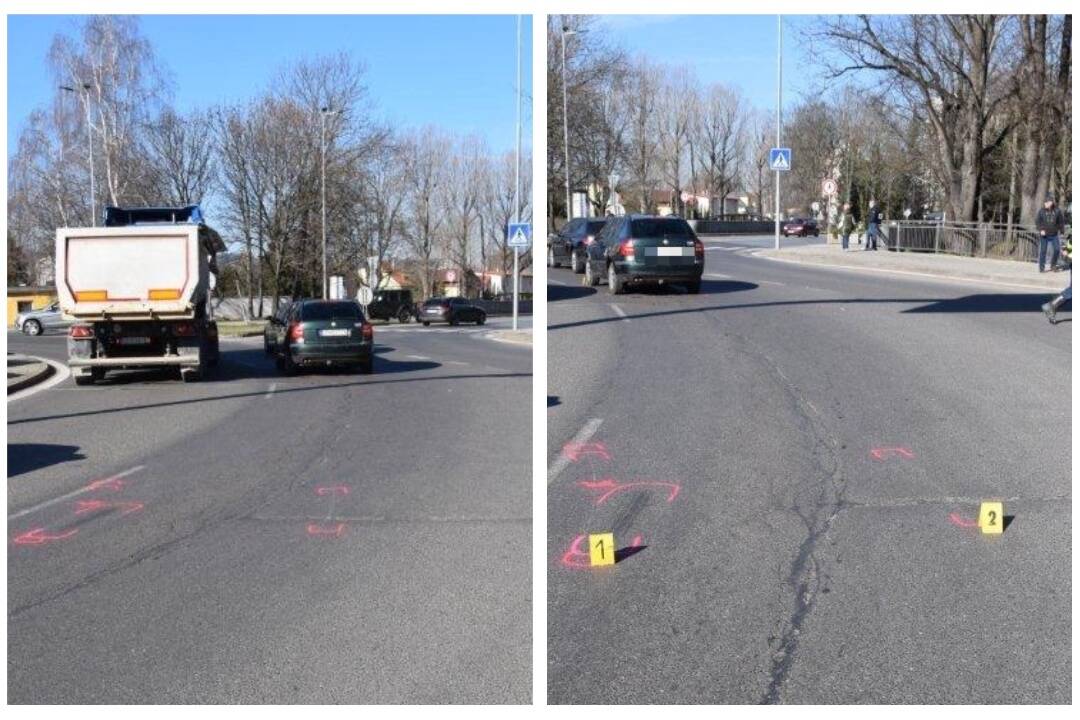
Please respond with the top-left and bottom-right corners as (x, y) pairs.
(366, 289), (415, 323)
(266, 300), (374, 375)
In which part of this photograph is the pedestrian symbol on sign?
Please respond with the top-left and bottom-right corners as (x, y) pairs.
(769, 148), (792, 172)
(508, 222), (531, 248)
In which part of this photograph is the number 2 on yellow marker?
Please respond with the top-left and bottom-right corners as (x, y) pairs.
(589, 533), (615, 566)
(978, 501), (1004, 535)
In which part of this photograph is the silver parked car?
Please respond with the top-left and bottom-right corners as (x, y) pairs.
(15, 301), (71, 336)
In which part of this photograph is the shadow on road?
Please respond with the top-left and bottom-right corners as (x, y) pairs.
(7, 443), (85, 478)
(549, 284), (597, 302)
(10, 371), (530, 426)
(548, 395), (561, 408)
(903, 294), (1065, 314)
(550, 293), (1061, 332)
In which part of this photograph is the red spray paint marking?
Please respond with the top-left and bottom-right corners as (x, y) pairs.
(562, 441), (612, 463)
(560, 533), (644, 569)
(85, 478), (126, 492)
(578, 478), (681, 505)
(73, 499), (144, 516)
(948, 512), (979, 528)
(870, 447), (915, 461)
(13, 527), (79, 546)
(306, 522), (346, 538)
(315, 485), (350, 496)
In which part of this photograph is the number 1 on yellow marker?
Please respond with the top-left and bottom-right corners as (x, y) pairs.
(978, 501), (1004, 535)
(589, 532), (615, 567)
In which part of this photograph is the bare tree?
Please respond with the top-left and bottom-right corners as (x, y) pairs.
(401, 128), (451, 299)
(143, 107), (217, 206)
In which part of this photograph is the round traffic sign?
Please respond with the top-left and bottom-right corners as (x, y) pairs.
(822, 178), (838, 197)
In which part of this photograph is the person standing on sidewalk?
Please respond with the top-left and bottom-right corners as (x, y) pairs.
(1036, 194), (1065, 272)
(865, 199), (882, 251)
(839, 203), (855, 251)
(1042, 237), (1071, 324)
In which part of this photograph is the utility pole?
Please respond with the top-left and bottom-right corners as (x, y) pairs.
(61, 83), (95, 226)
(561, 24), (576, 225)
(320, 106), (340, 299)
(513, 15), (522, 332)
(774, 15), (782, 251)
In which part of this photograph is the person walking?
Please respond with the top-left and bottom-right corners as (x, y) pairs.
(839, 203), (855, 251)
(1036, 194), (1065, 272)
(1042, 237), (1071, 324)
(865, 199), (882, 251)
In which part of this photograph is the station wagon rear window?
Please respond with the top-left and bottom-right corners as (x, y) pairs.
(631, 219), (693, 238)
(302, 302), (362, 321)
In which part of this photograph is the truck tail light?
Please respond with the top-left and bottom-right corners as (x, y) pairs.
(361, 323), (374, 341)
(70, 324), (94, 339)
(619, 239), (635, 258)
(288, 321), (304, 342)
(173, 321), (197, 337)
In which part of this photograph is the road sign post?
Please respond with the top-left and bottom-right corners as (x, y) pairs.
(508, 222), (531, 332)
(770, 147), (791, 250)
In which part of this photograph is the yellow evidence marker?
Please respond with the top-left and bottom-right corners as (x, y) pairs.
(978, 501), (1004, 535)
(589, 533), (616, 567)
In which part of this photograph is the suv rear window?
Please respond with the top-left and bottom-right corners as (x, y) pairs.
(302, 302), (362, 321)
(631, 219), (693, 238)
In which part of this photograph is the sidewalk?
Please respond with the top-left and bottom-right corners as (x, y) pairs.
(7, 354), (55, 394)
(486, 329), (533, 346)
(757, 244), (1066, 291)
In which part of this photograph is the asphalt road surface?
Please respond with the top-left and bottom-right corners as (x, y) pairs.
(8, 317), (531, 703)
(547, 235), (1070, 704)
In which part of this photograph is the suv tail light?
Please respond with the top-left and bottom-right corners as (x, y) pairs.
(360, 322), (374, 341)
(694, 239), (704, 258)
(173, 321), (197, 337)
(288, 321), (304, 343)
(70, 324), (94, 339)
(584, 234), (595, 246)
(619, 239), (635, 258)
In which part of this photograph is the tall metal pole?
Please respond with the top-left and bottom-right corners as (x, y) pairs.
(561, 25), (572, 224)
(774, 15), (782, 250)
(83, 85), (96, 227)
(513, 15), (522, 332)
(320, 108), (328, 300)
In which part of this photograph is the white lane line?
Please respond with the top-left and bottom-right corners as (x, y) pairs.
(705, 272), (734, 279)
(445, 360), (469, 366)
(406, 354), (431, 361)
(7, 356), (71, 403)
(548, 418), (604, 485)
(8, 465), (146, 521)
(610, 304), (630, 322)
(264, 382), (277, 399)
(759, 279), (787, 286)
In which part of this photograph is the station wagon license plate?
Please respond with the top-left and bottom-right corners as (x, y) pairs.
(319, 328), (350, 337)
(655, 247), (693, 257)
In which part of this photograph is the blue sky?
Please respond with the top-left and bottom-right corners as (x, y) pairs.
(7, 14), (532, 156)
(596, 15), (856, 112)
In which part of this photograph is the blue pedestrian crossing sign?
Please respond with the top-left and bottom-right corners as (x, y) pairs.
(769, 148), (792, 172)
(508, 222), (531, 248)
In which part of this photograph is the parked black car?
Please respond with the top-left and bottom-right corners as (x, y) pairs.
(366, 289), (416, 323)
(419, 297), (487, 326)
(265, 299), (373, 375)
(583, 215), (704, 294)
(781, 218), (820, 237)
(547, 217), (608, 273)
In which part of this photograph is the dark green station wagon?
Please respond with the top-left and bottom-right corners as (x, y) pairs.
(265, 299), (374, 375)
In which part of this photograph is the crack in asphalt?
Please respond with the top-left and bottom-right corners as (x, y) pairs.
(730, 335), (848, 705)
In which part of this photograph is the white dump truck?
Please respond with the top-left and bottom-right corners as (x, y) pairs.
(56, 206), (225, 385)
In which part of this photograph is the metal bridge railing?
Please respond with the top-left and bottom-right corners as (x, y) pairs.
(884, 221), (1043, 263)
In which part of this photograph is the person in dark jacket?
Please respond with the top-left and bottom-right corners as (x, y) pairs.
(1043, 238), (1071, 324)
(839, 203), (855, 250)
(865, 199), (882, 251)
(1036, 194), (1066, 272)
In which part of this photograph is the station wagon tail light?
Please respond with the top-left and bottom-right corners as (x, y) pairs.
(69, 324), (94, 339)
(361, 322), (374, 341)
(585, 235), (595, 245)
(173, 321), (197, 337)
(288, 321), (304, 342)
(694, 239), (705, 257)
(619, 239), (635, 258)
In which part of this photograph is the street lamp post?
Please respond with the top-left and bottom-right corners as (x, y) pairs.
(61, 83), (95, 227)
(513, 15), (523, 332)
(320, 106), (340, 300)
(561, 24), (577, 225)
(774, 15), (783, 250)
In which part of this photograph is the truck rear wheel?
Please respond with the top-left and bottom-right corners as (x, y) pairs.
(74, 374), (95, 386)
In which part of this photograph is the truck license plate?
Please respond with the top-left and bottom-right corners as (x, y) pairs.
(118, 336), (150, 345)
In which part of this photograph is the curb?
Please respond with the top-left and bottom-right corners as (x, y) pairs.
(753, 251), (1061, 292)
(485, 330), (533, 347)
(7, 358), (56, 395)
